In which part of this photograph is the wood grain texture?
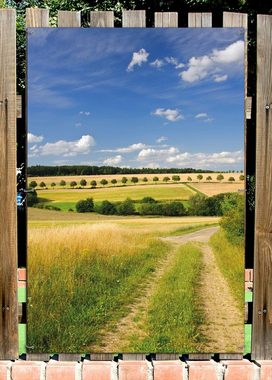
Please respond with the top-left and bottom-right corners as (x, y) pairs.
(188, 13), (212, 27)
(122, 10), (146, 27)
(90, 11), (114, 27)
(0, 8), (18, 359)
(252, 14), (272, 360)
(58, 10), (81, 27)
(154, 12), (178, 27)
(246, 97), (252, 119)
(16, 95), (22, 119)
(26, 8), (49, 27)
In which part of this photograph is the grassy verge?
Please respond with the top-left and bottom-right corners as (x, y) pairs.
(209, 229), (244, 309)
(127, 243), (205, 352)
(184, 183), (207, 196)
(28, 224), (168, 352)
(165, 222), (219, 237)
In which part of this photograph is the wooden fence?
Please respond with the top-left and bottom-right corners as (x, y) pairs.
(0, 7), (271, 360)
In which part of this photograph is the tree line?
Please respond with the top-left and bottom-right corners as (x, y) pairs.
(26, 165), (243, 177)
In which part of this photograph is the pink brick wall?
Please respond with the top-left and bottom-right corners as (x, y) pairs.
(0, 359), (270, 379)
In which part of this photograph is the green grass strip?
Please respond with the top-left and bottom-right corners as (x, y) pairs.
(130, 243), (205, 353)
(210, 229), (244, 310)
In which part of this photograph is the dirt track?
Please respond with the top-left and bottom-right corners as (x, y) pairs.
(90, 226), (243, 353)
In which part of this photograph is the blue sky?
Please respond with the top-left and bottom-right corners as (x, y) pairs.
(28, 28), (244, 170)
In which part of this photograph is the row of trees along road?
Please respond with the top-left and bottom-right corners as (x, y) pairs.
(28, 174), (244, 189)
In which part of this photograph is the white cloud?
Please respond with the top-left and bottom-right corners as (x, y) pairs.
(103, 155), (123, 166)
(79, 111), (90, 116)
(195, 113), (208, 118)
(213, 74), (228, 82)
(166, 150), (243, 167)
(150, 56), (185, 70)
(180, 55), (213, 83)
(75, 122), (82, 127)
(212, 40), (244, 64)
(35, 135), (95, 157)
(204, 117), (214, 123)
(152, 108), (184, 122)
(180, 40), (244, 83)
(138, 147), (179, 161)
(150, 59), (165, 68)
(165, 57), (184, 69)
(28, 132), (44, 143)
(156, 136), (168, 143)
(136, 145), (243, 169)
(100, 143), (149, 154)
(127, 48), (149, 72)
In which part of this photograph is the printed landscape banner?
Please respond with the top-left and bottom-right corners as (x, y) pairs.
(27, 28), (245, 353)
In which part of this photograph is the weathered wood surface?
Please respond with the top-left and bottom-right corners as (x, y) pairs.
(154, 12), (178, 27)
(0, 8), (18, 359)
(122, 10), (146, 27)
(58, 10), (81, 27)
(26, 8), (49, 27)
(188, 12), (212, 27)
(246, 97), (252, 120)
(252, 14), (272, 360)
(90, 11), (114, 27)
(16, 95), (22, 119)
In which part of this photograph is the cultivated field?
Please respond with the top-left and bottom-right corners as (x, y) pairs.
(188, 182), (244, 196)
(27, 172), (244, 352)
(29, 172), (244, 189)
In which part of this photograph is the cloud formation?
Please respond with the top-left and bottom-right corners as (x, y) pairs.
(152, 108), (184, 122)
(135, 145), (243, 168)
(156, 136), (168, 143)
(180, 40), (244, 83)
(195, 113), (208, 118)
(103, 155), (123, 165)
(127, 48), (149, 71)
(213, 74), (228, 82)
(150, 59), (164, 68)
(28, 132), (44, 143)
(100, 143), (149, 154)
(30, 135), (95, 157)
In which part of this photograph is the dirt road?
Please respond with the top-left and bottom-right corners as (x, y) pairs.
(90, 226), (243, 353)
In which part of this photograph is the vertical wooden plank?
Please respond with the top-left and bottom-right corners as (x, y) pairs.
(154, 12), (178, 27)
(26, 8), (49, 27)
(16, 95), (22, 119)
(252, 14), (272, 360)
(122, 10), (146, 27)
(188, 13), (212, 27)
(90, 11), (114, 27)
(0, 8), (18, 359)
(58, 10), (81, 27)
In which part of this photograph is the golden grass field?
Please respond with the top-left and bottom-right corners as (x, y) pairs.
(29, 172), (244, 189)
(28, 207), (219, 232)
(189, 182), (244, 196)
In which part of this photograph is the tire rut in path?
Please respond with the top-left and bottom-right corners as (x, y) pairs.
(90, 243), (179, 352)
(198, 244), (244, 352)
(89, 226), (243, 352)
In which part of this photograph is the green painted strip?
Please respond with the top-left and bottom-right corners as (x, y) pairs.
(18, 286), (26, 303)
(19, 324), (26, 355)
(245, 291), (253, 302)
(244, 324), (252, 354)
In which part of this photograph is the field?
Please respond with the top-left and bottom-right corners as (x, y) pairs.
(29, 172), (244, 189)
(188, 182), (244, 196)
(27, 173), (244, 353)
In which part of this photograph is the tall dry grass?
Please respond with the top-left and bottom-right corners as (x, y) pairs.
(28, 224), (168, 352)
